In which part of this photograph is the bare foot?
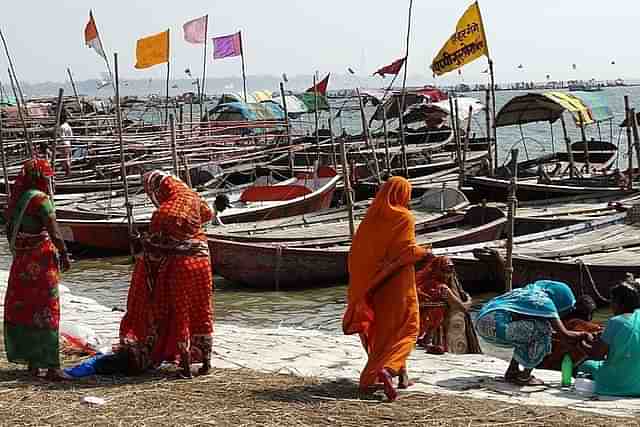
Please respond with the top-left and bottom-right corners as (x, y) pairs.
(398, 368), (414, 389)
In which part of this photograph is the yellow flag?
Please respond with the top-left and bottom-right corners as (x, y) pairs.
(135, 30), (170, 69)
(430, 2), (489, 76)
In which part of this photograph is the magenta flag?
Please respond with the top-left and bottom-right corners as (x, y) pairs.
(212, 31), (242, 59)
(183, 15), (207, 44)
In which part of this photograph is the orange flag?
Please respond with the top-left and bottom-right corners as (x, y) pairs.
(135, 30), (170, 69)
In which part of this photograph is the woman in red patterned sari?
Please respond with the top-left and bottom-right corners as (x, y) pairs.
(3, 159), (71, 380)
(119, 171), (214, 378)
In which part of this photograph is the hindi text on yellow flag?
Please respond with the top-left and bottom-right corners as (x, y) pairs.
(135, 30), (170, 70)
(430, 2), (489, 76)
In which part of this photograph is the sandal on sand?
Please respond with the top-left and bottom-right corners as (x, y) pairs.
(506, 374), (545, 386)
(377, 368), (398, 401)
(425, 345), (445, 355)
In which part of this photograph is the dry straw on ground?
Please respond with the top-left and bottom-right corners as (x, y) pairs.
(0, 359), (638, 427)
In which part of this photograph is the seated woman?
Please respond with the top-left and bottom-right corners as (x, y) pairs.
(577, 282), (640, 396)
(475, 280), (592, 385)
(415, 256), (479, 354)
(538, 295), (603, 370)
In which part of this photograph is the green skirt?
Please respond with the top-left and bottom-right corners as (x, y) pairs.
(4, 323), (60, 369)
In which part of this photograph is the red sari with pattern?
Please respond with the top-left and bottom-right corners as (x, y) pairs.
(118, 175), (214, 372)
(3, 160), (61, 369)
(416, 256), (451, 349)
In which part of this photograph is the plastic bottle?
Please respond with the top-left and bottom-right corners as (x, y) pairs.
(561, 354), (573, 387)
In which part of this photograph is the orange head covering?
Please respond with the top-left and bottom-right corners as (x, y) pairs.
(416, 256), (453, 292)
(344, 176), (419, 335)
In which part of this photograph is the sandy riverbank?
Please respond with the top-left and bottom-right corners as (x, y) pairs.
(0, 271), (639, 425)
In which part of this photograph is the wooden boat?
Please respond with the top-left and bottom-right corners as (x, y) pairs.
(57, 166), (340, 251)
(208, 204), (506, 289)
(465, 175), (628, 202)
(209, 187), (471, 244)
(439, 211), (640, 298)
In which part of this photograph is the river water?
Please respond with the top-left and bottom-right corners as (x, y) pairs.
(3, 86), (631, 333)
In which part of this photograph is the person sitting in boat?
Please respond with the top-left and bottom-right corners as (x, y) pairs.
(118, 170), (215, 378)
(475, 280), (592, 385)
(577, 281), (640, 396)
(415, 255), (480, 354)
(538, 295), (603, 371)
(212, 194), (231, 226)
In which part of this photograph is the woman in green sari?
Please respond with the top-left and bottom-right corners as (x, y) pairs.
(578, 282), (640, 396)
(3, 159), (71, 380)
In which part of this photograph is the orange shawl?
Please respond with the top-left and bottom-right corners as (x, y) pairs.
(343, 177), (427, 388)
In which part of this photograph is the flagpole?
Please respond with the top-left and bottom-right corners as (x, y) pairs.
(239, 31), (248, 102)
(114, 52), (136, 256)
(91, 10), (115, 92)
(398, 0), (413, 174)
(201, 15), (208, 120)
(476, 1), (496, 175)
(165, 29), (170, 127)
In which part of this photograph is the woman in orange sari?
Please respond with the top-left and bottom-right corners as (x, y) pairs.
(343, 176), (429, 401)
(119, 171), (214, 378)
(3, 159), (71, 381)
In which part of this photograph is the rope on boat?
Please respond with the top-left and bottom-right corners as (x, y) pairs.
(576, 259), (610, 305)
(274, 244), (283, 292)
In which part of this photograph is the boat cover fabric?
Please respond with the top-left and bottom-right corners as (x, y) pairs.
(239, 185), (312, 203)
(496, 92), (612, 127)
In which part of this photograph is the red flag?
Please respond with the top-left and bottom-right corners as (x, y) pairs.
(306, 73), (330, 95)
(373, 57), (406, 77)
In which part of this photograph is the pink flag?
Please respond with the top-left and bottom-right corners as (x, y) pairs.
(183, 15), (207, 44)
(212, 31), (242, 59)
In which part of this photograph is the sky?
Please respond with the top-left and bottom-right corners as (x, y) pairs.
(0, 0), (636, 86)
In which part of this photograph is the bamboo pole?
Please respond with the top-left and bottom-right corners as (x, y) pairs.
(0, 101), (10, 197)
(505, 148), (519, 292)
(0, 29), (26, 110)
(339, 135), (355, 237)
(357, 88), (381, 184)
(484, 88), (493, 175)
(449, 96), (462, 184)
(114, 52), (136, 255)
(453, 98), (465, 188)
(578, 115), (590, 174)
(200, 15), (209, 122)
(559, 114), (576, 179)
(396, 97), (409, 177)
(165, 59), (170, 127)
(239, 31), (248, 102)
(489, 60), (498, 171)
(624, 96), (634, 190)
(169, 114), (179, 175)
(50, 88), (64, 194)
(7, 68), (32, 156)
(382, 106), (391, 176)
(66, 67), (83, 114)
(630, 108), (640, 181)
(328, 118), (337, 169)
(279, 82), (295, 175)
(313, 74), (320, 153)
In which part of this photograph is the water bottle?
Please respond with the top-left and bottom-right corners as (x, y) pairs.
(561, 354), (573, 387)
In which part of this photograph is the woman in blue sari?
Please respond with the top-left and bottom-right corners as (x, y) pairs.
(578, 282), (640, 396)
(476, 280), (592, 385)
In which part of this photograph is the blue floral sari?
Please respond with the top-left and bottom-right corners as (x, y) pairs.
(475, 280), (576, 368)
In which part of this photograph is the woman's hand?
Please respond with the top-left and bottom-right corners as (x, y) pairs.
(60, 253), (71, 272)
(566, 330), (593, 343)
